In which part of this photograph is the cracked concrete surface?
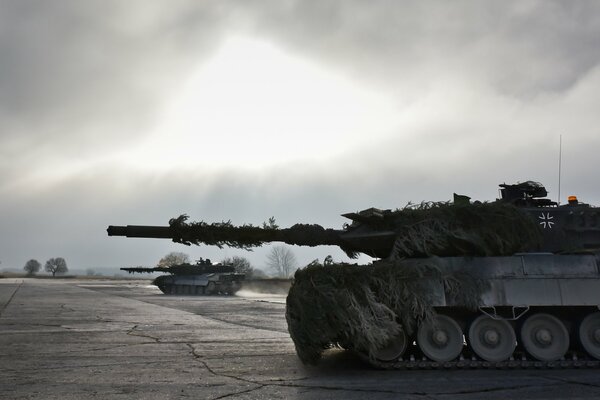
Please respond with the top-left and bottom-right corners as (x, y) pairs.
(1, 278), (599, 399)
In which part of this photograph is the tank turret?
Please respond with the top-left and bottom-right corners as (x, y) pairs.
(497, 181), (600, 253)
(121, 258), (244, 295)
(107, 182), (600, 368)
(108, 182), (600, 258)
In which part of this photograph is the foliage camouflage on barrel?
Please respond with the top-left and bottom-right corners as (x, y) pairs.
(168, 215), (344, 250)
(285, 260), (487, 365)
(167, 201), (542, 259)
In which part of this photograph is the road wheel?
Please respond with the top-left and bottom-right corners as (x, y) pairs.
(520, 313), (569, 361)
(372, 331), (408, 362)
(468, 315), (516, 362)
(579, 312), (600, 360)
(417, 315), (463, 362)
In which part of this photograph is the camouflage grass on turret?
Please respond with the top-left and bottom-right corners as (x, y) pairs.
(386, 201), (542, 258)
(285, 260), (487, 365)
(168, 202), (541, 259)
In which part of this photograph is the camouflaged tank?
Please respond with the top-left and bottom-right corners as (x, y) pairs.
(107, 181), (600, 368)
(121, 258), (244, 295)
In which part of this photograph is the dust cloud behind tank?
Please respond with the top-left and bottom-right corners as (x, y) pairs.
(121, 258), (244, 295)
(107, 181), (600, 368)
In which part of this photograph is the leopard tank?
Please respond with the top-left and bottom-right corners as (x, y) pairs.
(121, 258), (244, 295)
(108, 181), (600, 368)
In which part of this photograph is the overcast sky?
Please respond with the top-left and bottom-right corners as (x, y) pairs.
(1, 1), (599, 274)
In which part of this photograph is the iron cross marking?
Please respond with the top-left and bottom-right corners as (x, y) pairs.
(539, 212), (554, 229)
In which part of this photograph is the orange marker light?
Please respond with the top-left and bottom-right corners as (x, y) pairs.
(568, 195), (578, 204)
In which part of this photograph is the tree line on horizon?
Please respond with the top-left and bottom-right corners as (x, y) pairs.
(20, 244), (300, 279)
(23, 258), (68, 277)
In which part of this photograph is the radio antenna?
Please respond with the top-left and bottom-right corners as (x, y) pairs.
(558, 135), (562, 205)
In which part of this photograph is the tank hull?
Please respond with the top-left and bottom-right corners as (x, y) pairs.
(418, 253), (600, 307)
(286, 253), (600, 367)
(153, 273), (244, 295)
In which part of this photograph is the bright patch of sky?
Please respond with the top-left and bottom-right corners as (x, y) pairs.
(122, 37), (399, 171)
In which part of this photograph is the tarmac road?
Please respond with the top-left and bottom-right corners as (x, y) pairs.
(1, 278), (599, 400)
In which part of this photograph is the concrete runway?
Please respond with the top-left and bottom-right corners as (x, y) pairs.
(1, 278), (599, 399)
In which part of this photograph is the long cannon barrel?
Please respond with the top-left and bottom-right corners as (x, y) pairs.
(107, 224), (343, 245)
(107, 216), (351, 252)
(108, 225), (172, 239)
(120, 263), (236, 275)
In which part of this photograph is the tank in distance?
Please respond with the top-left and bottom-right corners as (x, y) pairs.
(121, 258), (244, 295)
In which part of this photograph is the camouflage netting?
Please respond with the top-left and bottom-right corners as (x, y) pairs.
(167, 201), (542, 258)
(152, 275), (170, 288)
(168, 215), (343, 250)
(285, 260), (488, 365)
(384, 201), (542, 258)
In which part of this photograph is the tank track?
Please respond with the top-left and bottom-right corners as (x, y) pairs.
(368, 352), (600, 370)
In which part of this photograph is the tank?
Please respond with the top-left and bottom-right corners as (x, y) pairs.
(107, 181), (600, 368)
(121, 258), (245, 295)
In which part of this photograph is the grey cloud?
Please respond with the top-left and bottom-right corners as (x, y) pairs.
(236, 1), (600, 98)
(4, 0), (598, 156)
(0, 0), (227, 159)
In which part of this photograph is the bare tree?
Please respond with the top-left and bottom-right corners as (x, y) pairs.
(221, 256), (264, 278)
(24, 259), (41, 276)
(221, 256), (251, 273)
(267, 245), (297, 278)
(157, 252), (190, 267)
(45, 257), (68, 277)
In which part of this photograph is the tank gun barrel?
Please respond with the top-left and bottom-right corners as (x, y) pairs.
(120, 263), (236, 274)
(120, 266), (170, 273)
(108, 225), (172, 239)
(107, 218), (348, 251)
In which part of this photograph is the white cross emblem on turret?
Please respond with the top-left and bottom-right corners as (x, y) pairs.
(539, 212), (554, 229)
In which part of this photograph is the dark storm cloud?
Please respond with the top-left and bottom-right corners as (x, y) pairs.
(235, 1), (600, 98)
(0, 1), (226, 156)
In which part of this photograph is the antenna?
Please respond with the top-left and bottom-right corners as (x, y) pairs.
(558, 135), (562, 205)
